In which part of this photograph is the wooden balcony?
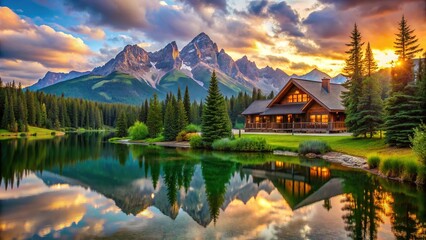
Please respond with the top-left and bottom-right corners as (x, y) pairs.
(244, 122), (346, 133)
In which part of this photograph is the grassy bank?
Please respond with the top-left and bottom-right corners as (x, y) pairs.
(0, 126), (64, 140)
(242, 133), (415, 160)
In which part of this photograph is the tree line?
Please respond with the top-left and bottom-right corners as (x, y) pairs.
(342, 16), (426, 147)
(0, 77), (270, 135)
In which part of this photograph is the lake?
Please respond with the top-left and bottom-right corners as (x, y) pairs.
(1, 133), (425, 239)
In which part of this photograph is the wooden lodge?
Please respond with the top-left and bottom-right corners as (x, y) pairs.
(242, 77), (347, 133)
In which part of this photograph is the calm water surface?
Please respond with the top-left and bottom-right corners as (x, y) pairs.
(1, 133), (425, 240)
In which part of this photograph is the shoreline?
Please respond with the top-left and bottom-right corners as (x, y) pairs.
(115, 139), (421, 186)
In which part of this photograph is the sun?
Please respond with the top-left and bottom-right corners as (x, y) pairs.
(373, 49), (399, 69)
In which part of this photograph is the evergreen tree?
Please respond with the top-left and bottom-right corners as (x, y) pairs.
(201, 71), (232, 146)
(176, 96), (188, 133)
(164, 95), (177, 141)
(183, 85), (191, 123)
(268, 90), (274, 99)
(354, 76), (384, 138)
(364, 42), (378, 77)
(385, 16), (423, 146)
(342, 23), (364, 135)
(116, 111), (128, 137)
(146, 94), (163, 138)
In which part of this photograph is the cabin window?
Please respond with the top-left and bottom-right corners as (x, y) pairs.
(287, 115), (292, 122)
(310, 114), (329, 123)
(286, 93), (309, 103)
(255, 116), (260, 123)
(276, 116), (282, 123)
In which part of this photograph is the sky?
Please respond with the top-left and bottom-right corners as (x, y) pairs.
(0, 0), (425, 86)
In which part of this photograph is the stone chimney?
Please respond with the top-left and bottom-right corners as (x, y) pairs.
(321, 77), (330, 93)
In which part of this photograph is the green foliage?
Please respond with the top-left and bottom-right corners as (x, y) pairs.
(201, 71), (232, 147)
(299, 140), (331, 154)
(364, 42), (378, 77)
(353, 76), (384, 137)
(115, 111), (128, 137)
(176, 130), (198, 142)
(189, 135), (204, 149)
(367, 155), (381, 169)
(342, 24), (364, 134)
(183, 86), (191, 123)
(185, 124), (201, 133)
(410, 124), (426, 163)
(379, 157), (421, 181)
(128, 121), (149, 140)
(163, 95), (178, 141)
(146, 94), (163, 138)
(211, 137), (271, 152)
(385, 83), (422, 147)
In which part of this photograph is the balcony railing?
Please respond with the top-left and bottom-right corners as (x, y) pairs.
(244, 122), (346, 132)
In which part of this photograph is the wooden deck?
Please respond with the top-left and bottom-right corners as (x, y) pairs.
(244, 122), (346, 133)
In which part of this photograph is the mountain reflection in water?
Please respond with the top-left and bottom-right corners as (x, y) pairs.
(0, 133), (425, 239)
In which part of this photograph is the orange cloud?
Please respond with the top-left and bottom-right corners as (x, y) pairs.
(69, 25), (106, 40)
(0, 7), (92, 70)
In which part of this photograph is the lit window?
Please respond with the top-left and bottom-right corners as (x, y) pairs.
(322, 115), (328, 123)
(302, 94), (308, 102)
(276, 116), (282, 123)
(255, 116), (260, 123)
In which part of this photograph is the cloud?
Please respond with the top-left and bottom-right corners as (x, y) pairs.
(0, 59), (48, 86)
(63, 0), (156, 30)
(248, 0), (269, 16)
(268, 1), (304, 37)
(68, 25), (106, 40)
(178, 0), (228, 12)
(0, 7), (92, 69)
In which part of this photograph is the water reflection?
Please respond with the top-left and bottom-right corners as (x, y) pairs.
(0, 134), (425, 239)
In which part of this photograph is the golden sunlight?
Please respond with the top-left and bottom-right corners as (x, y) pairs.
(373, 49), (399, 69)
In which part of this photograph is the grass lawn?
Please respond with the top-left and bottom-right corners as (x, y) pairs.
(242, 133), (416, 160)
(0, 126), (64, 140)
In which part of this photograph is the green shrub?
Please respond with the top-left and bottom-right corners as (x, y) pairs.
(211, 137), (271, 152)
(416, 165), (426, 185)
(128, 121), (149, 140)
(380, 157), (419, 180)
(367, 155), (381, 169)
(176, 130), (198, 142)
(402, 160), (419, 182)
(410, 124), (426, 163)
(185, 124), (201, 133)
(190, 135), (204, 149)
(299, 140), (331, 154)
(51, 131), (56, 136)
(19, 133), (27, 137)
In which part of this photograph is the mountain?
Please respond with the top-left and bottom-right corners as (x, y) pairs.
(34, 32), (344, 104)
(331, 73), (348, 84)
(28, 70), (89, 90)
(298, 68), (331, 81)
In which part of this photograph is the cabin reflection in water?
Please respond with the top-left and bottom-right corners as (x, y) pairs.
(242, 161), (343, 209)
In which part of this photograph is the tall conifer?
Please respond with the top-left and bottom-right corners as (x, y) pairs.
(201, 71), (232, 146)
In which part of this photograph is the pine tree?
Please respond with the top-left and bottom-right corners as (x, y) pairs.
(342, 23), (364, 135)
(385, 16), (423, 146)
(176, 96), (188, 133)
(201, 71), (232, 147)
(183, 86), (191, 123)
(146, 93), (163, 138)
(163, 95), (178, 141)
(116, 111), (128, 137)
(354, 77), (384, 138)
(417, 53), (426, 123)
(364, 42), (378, 77)
(268, 90), (274, 99)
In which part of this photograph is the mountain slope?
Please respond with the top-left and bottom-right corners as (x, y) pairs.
(28, 71), (89, 90)
(41, 72), (158, 105)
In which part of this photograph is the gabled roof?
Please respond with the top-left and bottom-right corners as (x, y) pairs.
(260, 103), (305, 115)
(268, 78), (346, 111)
(241, 99), (272, 115)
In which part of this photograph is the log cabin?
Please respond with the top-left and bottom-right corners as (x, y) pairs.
(242, 77), (347, 133)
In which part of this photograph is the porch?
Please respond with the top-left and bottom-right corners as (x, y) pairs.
(244, 121), (347, 133)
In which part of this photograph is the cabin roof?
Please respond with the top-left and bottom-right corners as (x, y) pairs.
(241, 99), (272, 115)
(291, 78), (346, 111)
(260, 103), (305, 115)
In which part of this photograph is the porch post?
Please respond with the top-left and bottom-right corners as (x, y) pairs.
(292, 121), (294, 135)
(326, 122), (330, 134)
